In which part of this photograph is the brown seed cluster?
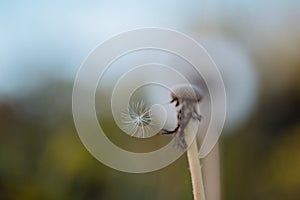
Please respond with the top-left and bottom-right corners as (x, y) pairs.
(171, 84), (203, 105)
(162, 84), (203, 149)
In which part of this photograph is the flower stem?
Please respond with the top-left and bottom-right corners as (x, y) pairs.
(186, 124), (206, 200)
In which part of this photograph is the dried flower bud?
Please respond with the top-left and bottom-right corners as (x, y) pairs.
(171, 84), (203, 103)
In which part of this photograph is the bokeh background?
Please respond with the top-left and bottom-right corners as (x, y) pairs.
(1, 1), (300, 200)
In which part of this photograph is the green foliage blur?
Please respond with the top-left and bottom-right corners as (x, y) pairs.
(1, 61), (300, 200)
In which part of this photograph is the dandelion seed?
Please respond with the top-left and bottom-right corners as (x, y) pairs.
(121, 100), (155, 138)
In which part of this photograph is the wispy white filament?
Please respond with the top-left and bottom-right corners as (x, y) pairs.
(121, 100), (155, 138)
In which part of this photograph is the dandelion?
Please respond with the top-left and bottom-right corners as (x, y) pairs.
(161, 84), (203, 149)
(161, 84), (206, 200)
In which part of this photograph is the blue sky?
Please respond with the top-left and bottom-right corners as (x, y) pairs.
(0, 0), (202, 94)
(0, 0), (299, 95)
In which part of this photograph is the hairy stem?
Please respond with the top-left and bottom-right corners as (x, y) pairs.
(186, 123), (206, 200)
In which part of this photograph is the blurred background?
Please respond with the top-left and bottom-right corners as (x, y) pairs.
(1, 1), (300, 199)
